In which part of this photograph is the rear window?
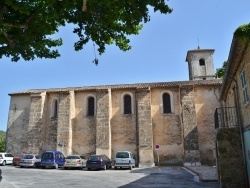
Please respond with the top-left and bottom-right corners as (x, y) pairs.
(23, 155), (34, 159)
(42, 153), (53, 159)
(0, 154), (2, 157)
(116, 152), (129, 158)
(66, 156), (79, 159)
(88, 156), (100, 161)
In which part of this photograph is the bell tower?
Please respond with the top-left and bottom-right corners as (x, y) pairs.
(186, 48), (216, 80)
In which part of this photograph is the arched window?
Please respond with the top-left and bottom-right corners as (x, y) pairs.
(124, 94), (132, 114)
(88, 96), (95, 116)
(51, 99), (58, 118)
(160, 91), (174, 114)
(199, 58), (205, 66)
(163, 93), (171, 113)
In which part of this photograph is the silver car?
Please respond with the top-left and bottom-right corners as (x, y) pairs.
(20, 154), (41, 168)
(64, 155), (86, 169)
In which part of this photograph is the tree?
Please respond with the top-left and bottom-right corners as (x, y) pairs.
(216, 61), (227, 78)
(0, 0), (172, 64)
(0, 131), (6, 152)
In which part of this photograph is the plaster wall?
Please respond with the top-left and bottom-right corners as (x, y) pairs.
(110, 90), (137, 161)
(6, 95), (30, 155)
(73, 92), (96, 157)
(194, 87), (221, 165)
(151, 88), (183, 165)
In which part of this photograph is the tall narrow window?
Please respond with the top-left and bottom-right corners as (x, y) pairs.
(51, 99), (58, 118)
(240, 70), (249, 105)
(124, 95), (132, 114)
(163, 93), (171, 113)
(88, 97), (95, 116)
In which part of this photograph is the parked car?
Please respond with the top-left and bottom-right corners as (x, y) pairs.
(41, 151), (65, 169)
(114, 151), (135, 170)
(13, 154), (27, 166)
(0, 153), (14, 166)
(20, 154), (41, 168)
(0, 168), (2, 182)
(86, 154), (112, 170)
(64, 155), (87, 169)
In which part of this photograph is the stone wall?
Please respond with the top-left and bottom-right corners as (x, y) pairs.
(216, 127), (246, 187)
(137, 89), (154, 167)
(96, 90), (111, 157)
(181, 86), (201, 166)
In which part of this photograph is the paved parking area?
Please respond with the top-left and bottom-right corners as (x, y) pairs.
(0, 165), (220, 188)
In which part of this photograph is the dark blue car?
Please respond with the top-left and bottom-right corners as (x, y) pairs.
(40, 151), (65, 169)
(86, 154), (112, 170)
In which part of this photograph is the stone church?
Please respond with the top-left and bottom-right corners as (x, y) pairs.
(6, 48), (222, 167)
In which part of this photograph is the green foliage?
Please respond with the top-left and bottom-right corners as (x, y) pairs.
(234, 23), (250, 40)
(0, 131), (6, 152)
(0, 0), (172, 64)
(216, 61), (227, 78)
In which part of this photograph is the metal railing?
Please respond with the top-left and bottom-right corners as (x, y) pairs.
(214, 107), (238, 129)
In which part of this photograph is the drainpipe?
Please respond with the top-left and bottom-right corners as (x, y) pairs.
(227, 75), (249, 186)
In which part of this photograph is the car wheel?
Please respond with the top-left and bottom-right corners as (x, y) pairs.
(20, 165), (23, 168)
(115, 167), (117, 170)
(87, 168), (91, 171)
(42, 166), (46, 169)
(64, 167), (68, 170)
(2, 161), (6, 166)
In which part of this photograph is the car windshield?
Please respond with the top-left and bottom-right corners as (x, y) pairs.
(88, 156), (100, 161)
(42, 153), (53, 158)
(23, 155), (34, 159)
(66, 156), (79, 159)
(116, 152), (129, 158)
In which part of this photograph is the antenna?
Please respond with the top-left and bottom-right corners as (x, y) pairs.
(197, 39), (200, 49)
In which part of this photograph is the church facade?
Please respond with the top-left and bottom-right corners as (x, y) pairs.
(6, 49), (222, 167)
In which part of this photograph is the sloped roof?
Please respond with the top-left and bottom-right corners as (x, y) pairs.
(9, 79), (222, 96)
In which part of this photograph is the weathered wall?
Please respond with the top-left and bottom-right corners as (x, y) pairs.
(181, 86), (201, 166)
(96, 90), (111, 158)
(151, 88), (183, 165)
(43, 93), (58, 151)
(6, 95), (31, 155)
(26, 93), (46, 154)
(110, 90), (137, 161)
(73, 92), (96, 157)
(216, 127), (246, 188)
(194, 87), (221, 165)
(137, 89), (154, 167)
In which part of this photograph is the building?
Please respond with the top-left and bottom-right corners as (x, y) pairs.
(215, 23), (250, 187)
(6, 48), (222, 167)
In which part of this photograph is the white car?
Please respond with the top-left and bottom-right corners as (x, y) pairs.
(114, 151), (135, 170)
(20, 154), (41, 168)
(0, 153), (14, 166)
(64, 155), (87, 169)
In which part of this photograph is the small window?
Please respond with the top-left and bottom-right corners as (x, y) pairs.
(163, 93), (171, 113)
(199, 58), (205, 66)
(51, 99), (58, 118)
(88, 97), (95, 116)
(240, 70), (249, 105)
(124, 95), (132, 114)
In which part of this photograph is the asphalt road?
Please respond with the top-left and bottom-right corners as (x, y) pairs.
(0, 165), (220, 188)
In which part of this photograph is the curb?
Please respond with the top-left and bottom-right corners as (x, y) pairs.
(184, 166), (219, 183)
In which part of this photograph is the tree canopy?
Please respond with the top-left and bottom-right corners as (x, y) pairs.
(0, 0), (172, 64)
(216, 61), (227, 78)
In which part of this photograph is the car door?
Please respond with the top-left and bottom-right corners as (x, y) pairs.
(6, 154), (14, 164)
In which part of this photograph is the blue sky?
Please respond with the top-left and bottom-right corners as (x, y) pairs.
(0, 0), (250, 131)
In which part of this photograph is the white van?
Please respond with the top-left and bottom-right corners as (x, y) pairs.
(114, 151), (135, 170)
